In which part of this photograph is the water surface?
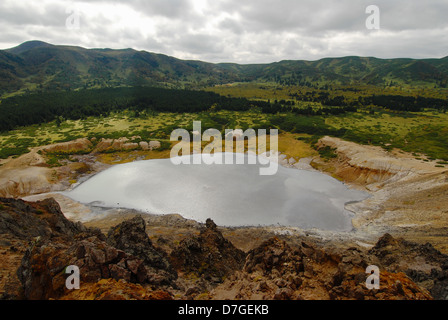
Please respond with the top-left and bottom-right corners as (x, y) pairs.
(64, 153), (368, 231)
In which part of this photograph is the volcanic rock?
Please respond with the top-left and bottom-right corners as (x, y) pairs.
(0, 197), (99, 242)
(169, 218), (246, 283)
(106, 216), (177, 284)
(0, 197), (102, 299)
(0, 197), (442, 301)
(210, 237), (432, 300)
(369, 233), (448, 299)
(59, 278), (173, 300)
(17, 236), (149, 299)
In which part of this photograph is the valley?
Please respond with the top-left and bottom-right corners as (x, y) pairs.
(1, 41), (448, 301)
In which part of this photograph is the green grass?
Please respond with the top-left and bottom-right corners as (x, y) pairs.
(44, 152), (76, 167)
(0, 146), (30, 159)
(1, 106), (447, 162)
(325, 111), (448, 160)
(316, 146), (338, 161)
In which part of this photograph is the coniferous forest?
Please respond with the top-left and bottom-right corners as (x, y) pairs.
(2, 86), (446, 133)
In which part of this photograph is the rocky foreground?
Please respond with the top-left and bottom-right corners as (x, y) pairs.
(1, 197), (447, 300)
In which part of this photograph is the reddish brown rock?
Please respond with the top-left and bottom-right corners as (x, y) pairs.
(59, 279), (173, 300)
(0, 198), (442, 301)
(210, 237), (432, 300)
(169, 219), (246, 283)
(369, 233), (448, 299)
(17, 235), (159, 300)
(106, 216), (177, 286)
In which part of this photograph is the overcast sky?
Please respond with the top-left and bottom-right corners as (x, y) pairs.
(1, 0), (447, 63)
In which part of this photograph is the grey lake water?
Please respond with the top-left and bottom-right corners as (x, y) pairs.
(63, 153), (368, 231)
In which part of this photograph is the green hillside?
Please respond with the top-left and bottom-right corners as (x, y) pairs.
(1, 40), (448, 97)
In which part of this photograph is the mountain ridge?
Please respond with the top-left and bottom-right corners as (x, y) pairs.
(1, 40), (448, 96)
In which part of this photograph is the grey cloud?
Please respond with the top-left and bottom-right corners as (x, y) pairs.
(208, 0), (366, 33)
(77, 0), (195, 19)
(177, 33), (224, 54)
(218, 18), (244, 34)
(0, 1), (68, 27)
(210, 0), (448, 34)
(373, 0), (448, 31)
(0, 0), (447, 63)
(133, 0), (194, 18)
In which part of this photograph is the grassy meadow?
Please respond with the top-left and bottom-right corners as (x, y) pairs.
(1, 83), (447, 166)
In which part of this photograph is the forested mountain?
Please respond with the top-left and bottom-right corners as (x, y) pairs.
(1, 40), (448, 96)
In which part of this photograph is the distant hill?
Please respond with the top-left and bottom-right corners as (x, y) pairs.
(5, 40), (55, 55)
(1, 40), (448, 96)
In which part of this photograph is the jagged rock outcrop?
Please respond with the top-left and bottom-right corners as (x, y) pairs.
(169, 219), (246, 283)
(106, 216), (177, 285)
(2, 198), (175, 300)
(1, 197), (443, 301)
(369, 233), (448, 300)
(0, 197), (102, 299)
(17, 214), (179, 300)
(0, 197), (98, 241)
(17, 235), (168, 300)
(210, 237), (432, 300)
